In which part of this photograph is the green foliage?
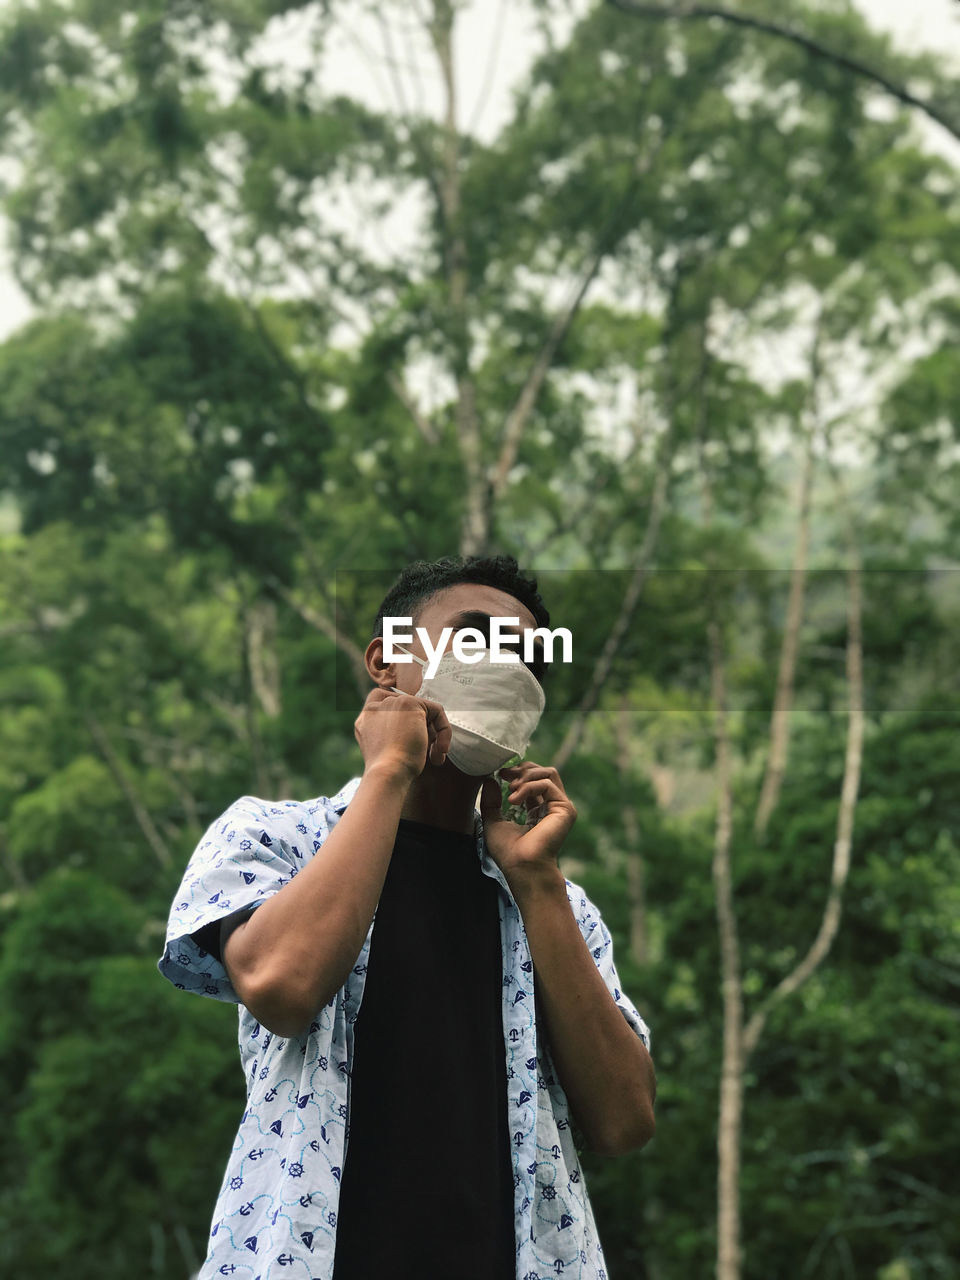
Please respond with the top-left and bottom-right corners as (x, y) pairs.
(0, 953), (239, 1276)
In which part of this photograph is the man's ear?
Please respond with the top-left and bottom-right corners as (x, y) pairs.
(364, 636), (394, 687)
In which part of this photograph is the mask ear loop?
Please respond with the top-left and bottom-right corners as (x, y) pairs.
(384, 641), (426, 694)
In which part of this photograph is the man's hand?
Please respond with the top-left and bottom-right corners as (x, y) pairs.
(479, 761), (577, 891)
(354, 686), (452, 781)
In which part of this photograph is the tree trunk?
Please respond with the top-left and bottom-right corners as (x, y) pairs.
(695, 329), (744, 1280)
(427, 2), (489, 556)
(708, 594), (744, 1280)
(753, 323), (822, 840)
(698, 332), (865, 1280)
(617, 690), (649, 966)
(247, 597), (282, 720)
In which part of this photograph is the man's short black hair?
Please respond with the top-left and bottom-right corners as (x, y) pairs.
(372, 554), (551, 684)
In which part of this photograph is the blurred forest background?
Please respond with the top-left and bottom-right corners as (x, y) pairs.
(0, 0), (958, 1277)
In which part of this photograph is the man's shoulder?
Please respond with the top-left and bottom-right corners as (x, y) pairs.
(222, 777), (363, 840)
(209, 794), (309, 855)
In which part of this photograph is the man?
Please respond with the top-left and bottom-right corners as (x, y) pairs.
(158, 553), (656, 1280)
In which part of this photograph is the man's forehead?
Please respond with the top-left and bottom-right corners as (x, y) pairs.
(419, 583), (538, 631)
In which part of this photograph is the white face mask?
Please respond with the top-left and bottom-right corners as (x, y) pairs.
(388, 641), (546, 776)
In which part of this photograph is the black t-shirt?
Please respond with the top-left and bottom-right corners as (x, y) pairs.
(192, 906), (252, 964)
(331, 816), (517, 1280)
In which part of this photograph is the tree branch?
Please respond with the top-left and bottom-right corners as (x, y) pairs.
(742, 441), (864, 1060)
(605, 0), (960, 142)
(262, 571), (370, 701)
(82, 711), (172, 869)
(491, 131), (670, 505)
(489, 243), (605, 501)
(553, 406), (675, 771)
(386, 369), (440, 443)
(0, 826), (30, 892)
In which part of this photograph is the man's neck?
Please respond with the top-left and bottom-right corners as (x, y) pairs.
(398, 763), (484, 836)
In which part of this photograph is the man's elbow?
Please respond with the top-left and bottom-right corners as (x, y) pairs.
(595, 1106), (656, 1157)
(629, 1106), (656, 1151)
(224, 930), (322, 1039)
(234, 971), (310, 1040)
(601, 1049), (657, 1155)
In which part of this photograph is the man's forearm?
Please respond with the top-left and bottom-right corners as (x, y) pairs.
(225, 764), (410, 1035)
(510, 868), (656, 1155)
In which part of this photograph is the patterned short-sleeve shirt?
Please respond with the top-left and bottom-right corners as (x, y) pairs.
(157, 776), (652, 1280)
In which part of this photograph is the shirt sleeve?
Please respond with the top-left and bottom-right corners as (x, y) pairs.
(566, 879), (652, 1053)
(156, 794), (298, 1003)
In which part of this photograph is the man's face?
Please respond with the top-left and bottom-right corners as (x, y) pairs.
(386, 582), (544, 695)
